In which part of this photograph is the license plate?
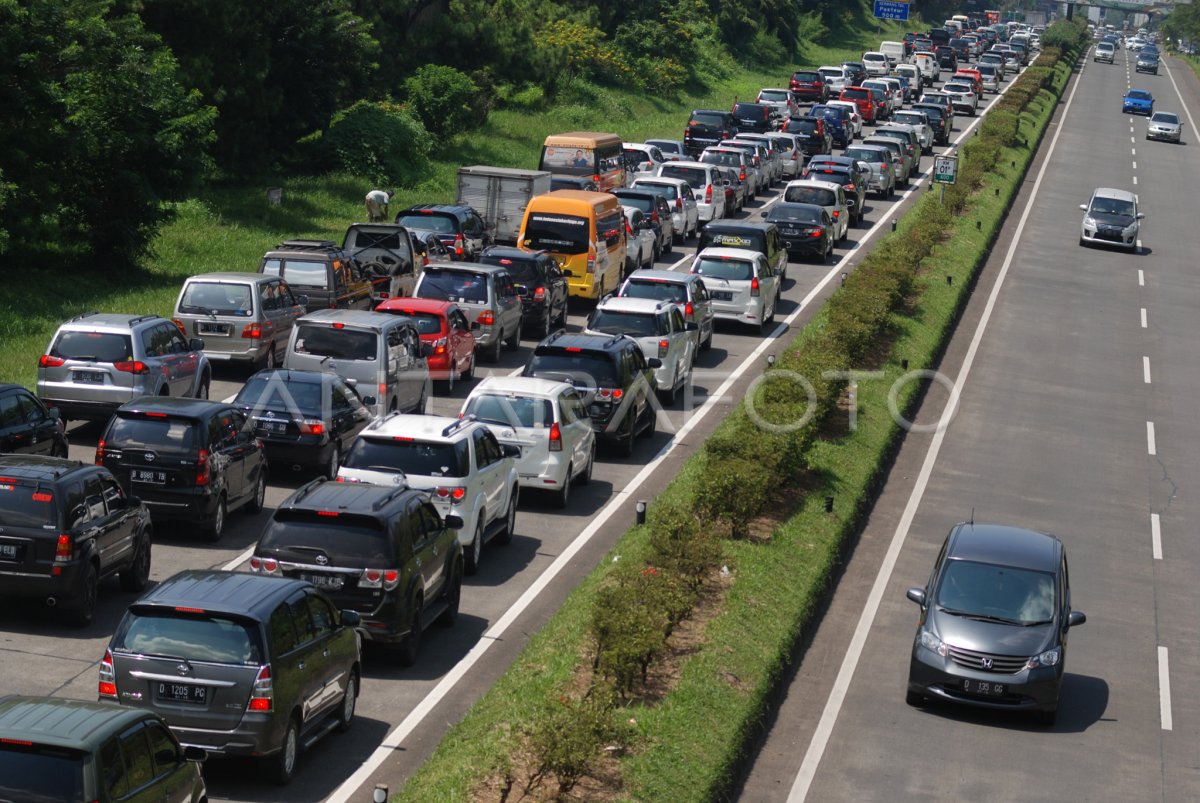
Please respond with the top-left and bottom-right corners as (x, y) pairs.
(301, 573), (344, 591)
(711, 291), (733, 301)
(155, 682), (207, 705)
(198, 322), (230, 335)
(256, 420), (288, 434)
(962, 678), (1006, 696)
(72, 371), (105, 384)
(0, 543), (22, 561)
(131, 469), (166, 484)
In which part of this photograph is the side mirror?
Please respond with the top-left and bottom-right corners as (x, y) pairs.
(1137, 212), (1146, 220)
(345, 378), (358, 389)
(362, 395), (378, 407)
(189, 338), (205, 352)
(647, 357), (664, 369)
(502, 443), (522, 458)
(182, 746), (208, 763)
(296, 294), (309, 307)
(444, 513), (465, 530)
(1079, 204), (1088, 211)
(470, 320), (481, 330)
(1067, 610), (1087, 628)
(340, 609), (362, 627)
(906, 587), (927, 606)
(421, 342), (434, 358)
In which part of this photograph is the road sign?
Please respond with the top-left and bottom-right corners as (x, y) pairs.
(873, 0), (911, 21)
(933, 155), (958, 184)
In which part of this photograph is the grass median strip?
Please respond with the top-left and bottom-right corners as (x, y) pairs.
(394, 23), (1086, 803)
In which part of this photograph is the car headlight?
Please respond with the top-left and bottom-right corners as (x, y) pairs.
(919, 629), (949, 656)
(1026, 647), (1060, 668)
(1083, 215), (1096, 227)
(1124, 221), (1139, 233)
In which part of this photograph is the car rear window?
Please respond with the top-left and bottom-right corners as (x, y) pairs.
(818, 69), (843, 80)
(633, 181), (679, 201)
(701, 230), (765, 252)
(106, 414), (197, 452)
(259, 511), (394, 562)
(845, 147), (886, 163)
(261, 258), (328, 289)
(758, 90), (789, 102)
(114, 609), (263, 664)
(0, 743), (86, 802)
(588, 309), (661, 338)
(659, 165), (707, 190)
(178, 281), (255, 316)
(395, 212), (458, 234)
(792, 72), (821, 82)
(767, 204), (823, 224)
(0, 480), (59, 527)
(525, 351), (619, 388)
(701, 152), (741, 168)
(693, 257), (753, 282)
(733, 103), (767, 117)
(463, 394), (555, 429)
(616, 194), (655, 213)
(689, 111), (728, 128)
(293, 324), (378, 361)
(50, 331), (133, 363)
(841, 88), (869, 100)
(235, 375), (323, 416)
(418, 268), (493, 304)
(621, 279), (687, 304)
(342, 437), (470, 478)
(784, 186), (837, 206)
(521, 214), (589, 256)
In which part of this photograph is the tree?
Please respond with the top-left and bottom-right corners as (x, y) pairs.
(0, 0), (214, 265)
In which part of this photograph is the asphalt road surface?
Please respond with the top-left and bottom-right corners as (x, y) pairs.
(738, 46), (1200, 802)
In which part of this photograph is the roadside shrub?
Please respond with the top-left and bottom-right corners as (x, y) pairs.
(591, 565), (689, 694)
(402, 64), (479, 142)
(694, 456), (770, 537)
(524, 686), (631, 797)
(321, 100), (431, 185)
(645, 496), (723, 587)
(1022, 66), (1052, 89)
(980, 109), (1019, 147)
(1041, 18), (1086, 52)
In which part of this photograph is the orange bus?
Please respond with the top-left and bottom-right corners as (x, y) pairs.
(518, 190), (626, 301)
(538, 132), (626, 191)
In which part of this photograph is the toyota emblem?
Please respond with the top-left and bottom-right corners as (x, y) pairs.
(176, 663), (191, 676)
(265, 410), (275, 418)
(144, 452), (156, 463)
(980, 657), (993, 670)
(315, 554), (329, 566)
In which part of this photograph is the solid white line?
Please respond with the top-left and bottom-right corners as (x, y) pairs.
(1138, 269), (1145, 286)
(1150, 512), (1163, 560)
(1163, 58), (1200, 135)
(1147, 421), (1157, 456)
(1143, 356), (1152, 384)
(1141, 307), (1147, 328)
(1159, 646), (1173, 731)
(786, 48), (1091, 803)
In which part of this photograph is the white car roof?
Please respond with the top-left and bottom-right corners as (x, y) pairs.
(1092, 187), (1137, 203)
(694, 247), (760, 262)
(633, 176), (688, 188)
(468, 375), (575, 400)
(864, 51), (886, 58)
(759, 87), (791, 94)
(826, 100), (858, 111)
(366, 413), (473, 441)
(786, 178), (843, 193)
(596, 295), (675, 315)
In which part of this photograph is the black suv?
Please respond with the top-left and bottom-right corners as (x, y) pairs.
(233, 369), (373, 479)
(935, 45), (958, 69)
(395, 204), (491, 261)
(0, 455), (151, 626)
(522, 332), (660, 456)
(698, 220), (789, 281)
(259, 239), (373, 313)
(731, 101), (777, 134)
(784, 116), (833, 158)
(103, 570), (362, 783)
(0, 695), (207, 802)
(0, 383), (68, 456)
(251, 478), (464, 665)
(612, 188), (675, 257)
(478, 246), (570, 340)
(684, 109), (739, 157)
(96, 397), (267, 541)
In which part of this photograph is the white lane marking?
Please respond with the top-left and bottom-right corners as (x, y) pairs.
(1131, 148), (1136, 156)
(1141, 307), (1147, 328)
(1163, 58), (1200, 135)
(1131, 136), (1136, 143)
(1139, 269), (1145, 286)
(1133, 176), (1138, 185)
(786, 48), (1091, 803)
(1137, 238), (1143, 255)
(1159, 646), (1173, 731)
(1132, 161), (1137, 170)
(1147, 421), (1157, 456)
(1151, 512), (1163, 560)
(1143, 356), (1152, 384)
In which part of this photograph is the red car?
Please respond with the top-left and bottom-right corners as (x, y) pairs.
(375, 297), (478, 390)
(839, 87), (877, 124)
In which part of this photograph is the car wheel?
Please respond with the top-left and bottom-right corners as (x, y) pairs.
(269, 717), (300, 784)
(52, 439), (69, 458)
(263, 343), (278, 370)
(495, 489), (518, 546)
(663, 233), (673, 255)
(202, 495), (226, 542)
(700, 322), (713, 352)
(905, 689), (925, 707)
(437, 561), (462, 627)
(536, 310), (552, 342)
(335, 673), (357, 733)
(488, 335), (502, 363)
(396, 596), (422, 667)
(504, 323), (520, 351)
(464, 518), (484, 575)
(579, 444), (595, 485)
(618, 414), (636, 457)
(652, 241), (660, 264)
(641, 400), (657, 439)
(323, 443), (341, 481)
(120, 534), (152, 593)
(68, 564), (98, 628)
(658, 373), (678, 407)
(463, 352), (476, 381)
(556, 463), (572, 508)
(196, 376), (209, 400)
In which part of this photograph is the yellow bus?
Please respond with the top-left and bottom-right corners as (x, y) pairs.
(538, 132), (626, 191)
(518, 190), (626, 301)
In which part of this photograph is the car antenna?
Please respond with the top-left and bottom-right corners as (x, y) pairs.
(969, 508), (975, 527)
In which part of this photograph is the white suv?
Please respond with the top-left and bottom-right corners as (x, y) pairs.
(338, 414), (520, 574)
(585, 297), (698, 405)
(461, 377), (596, 508)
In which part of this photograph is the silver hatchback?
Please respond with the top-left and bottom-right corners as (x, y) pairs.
(173, 272), (305, 369)
(37, 313), (211, 422)
(688, 247), (781, 335)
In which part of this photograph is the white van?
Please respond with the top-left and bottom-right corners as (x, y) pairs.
(880, 41), (906, 67)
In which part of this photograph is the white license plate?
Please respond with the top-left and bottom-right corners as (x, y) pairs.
(0, 543), (21, 561)
(962, 678), (1006, 696)
(131, 469), (166, 484)
(711, 291), (734, 301)
(301, 573), (343, 591)
(156, 682), (207, 704)
(198, 322), (230, 335)
(256, 420), (288, 434)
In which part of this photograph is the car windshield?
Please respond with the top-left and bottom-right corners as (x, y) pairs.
(259, 512), (393, 561)
(0, 481), (58, 528)
(521, 214), (589, 256)
(396, 213), (457, 234)
(621, 279), (687, 304)
(659, 165), (707, 190)
(114, 610), (263, 664)
(1127, 90), (1152, 100)
(589, 310), (661, 337)
(525, 352), (618, 388)
(767, 204), (823, 224)
(759, 90), (789, 101)
(935, 560), (1056, 625)
(178, 282), (255, 316)
(1090, 197), (1136, 216)
(1151, 112), (1179, 124)
(693, 257), (753, 281)
(343, 437), (469, 478)
(106, 414), (196, 452)
(49, 331), (133, 362)
(236, 375), (324, 416)
(292, 324), (378, 361)
(463, 394), (555, 429)
(784, 186), (837, 206)
(0, 743), (86, 803)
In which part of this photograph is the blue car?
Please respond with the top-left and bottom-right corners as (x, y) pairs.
(808, 104), (852, 147)
(1123, 89), (1154, 115)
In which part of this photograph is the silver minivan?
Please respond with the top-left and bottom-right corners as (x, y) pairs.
(688, 247), (781, 335)
(285, 309), (431, 417)
(655, 162), (727, 222)
(173, 272), (305, 369)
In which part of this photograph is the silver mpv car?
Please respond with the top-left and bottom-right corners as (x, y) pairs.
(688, 247), (782, 335)
(173, 272), (306, 369)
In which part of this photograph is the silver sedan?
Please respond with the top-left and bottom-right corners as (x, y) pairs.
(1146, 111), (1181, 143)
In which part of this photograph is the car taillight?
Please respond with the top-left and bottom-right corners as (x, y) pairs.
(249, 556), (280, 574)
(98, 649), (118, 699)
(596, 387), (624, 402)
(587, 256), (595, 274)
(432, 336), (447, 355)
(832, 210), (840, 218)
(478, 310), (494, 326)
(658, 338), (669, 358)
(675, 196), (683, 211)
(739, 167), (746, 181)
(242, 323), (262, 340)
(705, 184), (713, 203)
(751, 276), (761, 297)
(95, 438), (105, 465)
(113, 361), (149, 374)
(847, 183), (856, 192)
(435, 486), (466, 504)
(38, 354), (65, 368)
(55, 533), (72, 563)
(248, 665), (273, 712)
(533, 286), (546, 300)
(549, 421), (562, 451)
(685, 302), (694, 318)
(626, 220), (633, 235)
(812, 228), (825, 238)
(172, 319), (187, 336)
(195, 448), (210, 487)
(299, 419), (324, 435)
(454, 234), (464, 257)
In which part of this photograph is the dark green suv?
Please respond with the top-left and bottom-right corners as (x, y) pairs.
(0, 695), (206, 802)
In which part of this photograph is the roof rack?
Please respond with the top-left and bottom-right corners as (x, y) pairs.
(371, 483), (411, 511)
(68, 311), (100, 322)
(277, 239), (338, 250)
(289, 477), (327, 504)
(127, 314), (161, 326)
(440, 414), (477, 439)
(366, 410), (404, 432)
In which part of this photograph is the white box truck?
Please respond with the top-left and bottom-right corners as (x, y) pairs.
(456, 165), (552, 246)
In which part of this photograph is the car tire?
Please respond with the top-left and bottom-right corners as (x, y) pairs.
(905, 689), (925, 707)
(464, 518), (484, 575)
(120, 532), (151, 593)
(323, 443), (341, 481)
(261, 343), (278, 371)
(617, 414), (636, 457)
(246, 468), (267, 513)
(663, 234), (673, 255)
(504, 323), (520, 351)
(437, 561), (462, 627)
(202, 495), (226, 542)
(658, 374), (678, 407)
(557, 463), (573, 508)
(533, 311), (552, 342)
(269, 717), (300, 785)
(488, 336), (502, 363)
(700, 323), (713, 352)
(396, 596), (422, 667)
(641, 400), (657, 439)
(463, 352), (476, 381)
(68, 564), (98, 628)
(335, 673), (357, 733)
(52, 439), (69, 458)
(196, 376), (209, 400)
(579, 444), (595, 485)
(495, 489), (518, 546)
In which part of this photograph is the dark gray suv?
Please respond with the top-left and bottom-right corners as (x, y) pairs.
(101, 570), (362, 783)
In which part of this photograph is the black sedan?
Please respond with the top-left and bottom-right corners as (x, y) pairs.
(764, 202), (834, 262)
(0, 384), (68, 457)
(905, 522), (1087, 725)
(233, 369), (373, 479)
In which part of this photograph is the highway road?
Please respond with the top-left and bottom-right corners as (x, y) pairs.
(738, 45), (1200, 802)
(0, 70), (1015, 801)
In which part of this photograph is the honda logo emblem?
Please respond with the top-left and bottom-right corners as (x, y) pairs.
(980, 657), (993, 670)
